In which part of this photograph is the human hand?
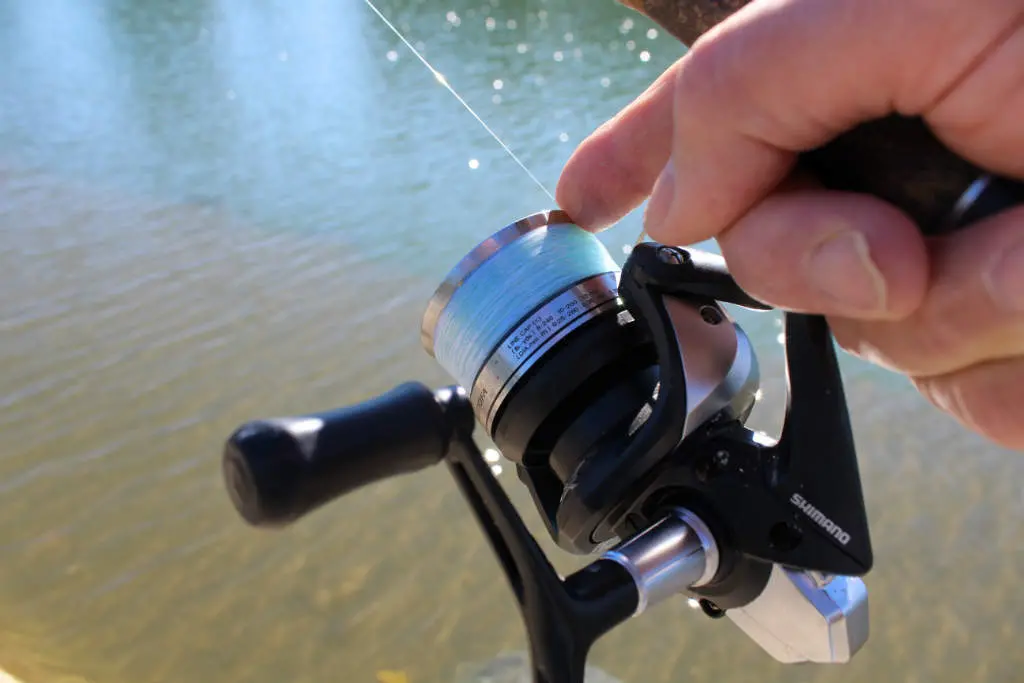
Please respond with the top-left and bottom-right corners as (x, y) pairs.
(556, 0), (1024, 450)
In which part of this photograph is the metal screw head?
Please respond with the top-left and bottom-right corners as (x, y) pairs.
(699, 599), (726, 619)
(656, 246), (688, 265)
(700, 305), (724, 325)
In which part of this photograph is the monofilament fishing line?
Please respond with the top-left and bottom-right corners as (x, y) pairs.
(422, 210), (623, 431)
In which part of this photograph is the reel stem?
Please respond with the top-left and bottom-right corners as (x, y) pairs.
(443, 389), (638, 683)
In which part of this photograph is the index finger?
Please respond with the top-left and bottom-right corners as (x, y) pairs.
(555, 60), (681, 232)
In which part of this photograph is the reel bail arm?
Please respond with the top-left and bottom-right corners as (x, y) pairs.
(559, 242), (872, 576)
(614, 245), (876, 663)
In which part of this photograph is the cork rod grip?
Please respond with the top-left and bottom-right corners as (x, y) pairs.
(616, 0), (1013, 235)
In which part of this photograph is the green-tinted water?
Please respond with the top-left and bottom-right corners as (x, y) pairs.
(1, 1), (1022, 682)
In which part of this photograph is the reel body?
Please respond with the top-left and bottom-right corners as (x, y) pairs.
(222, 211), (875, 679)
(418, 212), (873, 583)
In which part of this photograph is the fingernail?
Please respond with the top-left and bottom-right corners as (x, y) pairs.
(556, 185), (586, 227)
(984, 240), (1024, 312)
(804, 230), (888, 314)
(643, 161), (676, 238)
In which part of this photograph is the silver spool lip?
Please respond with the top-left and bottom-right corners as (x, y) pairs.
(420, 209), (575, 357)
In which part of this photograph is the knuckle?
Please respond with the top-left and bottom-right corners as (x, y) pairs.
(596, 140), (659, 211)
(914, 360), (1024, 450)
(828, 319), (904, 373)
(673, 28), (746, 128)
(829, 312), (983, 377)
(561, 132), (650, 223)
(908, 301), (975, 372)
(905, 232), (1024, 375)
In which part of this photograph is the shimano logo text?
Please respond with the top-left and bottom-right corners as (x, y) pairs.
(790, 493), (851, 546)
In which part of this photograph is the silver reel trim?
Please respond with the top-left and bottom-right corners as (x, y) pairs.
(421, 209), (574, 357)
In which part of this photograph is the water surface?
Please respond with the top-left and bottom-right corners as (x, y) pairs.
(1, 1), (1022, 682)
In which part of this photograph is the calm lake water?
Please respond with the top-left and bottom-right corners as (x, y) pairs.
(1, 1), (1022, 682)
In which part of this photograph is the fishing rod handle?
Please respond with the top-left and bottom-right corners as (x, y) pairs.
(617, 0), (1024, 235)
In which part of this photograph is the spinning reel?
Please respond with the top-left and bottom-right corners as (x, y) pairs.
(221, 210), (877, 680)
(216, 3), (1024, 671)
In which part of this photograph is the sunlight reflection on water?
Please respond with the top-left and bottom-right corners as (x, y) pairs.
(0, 1), (1021, 683)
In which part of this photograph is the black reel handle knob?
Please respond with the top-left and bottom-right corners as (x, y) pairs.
(222, 382), (454, 527)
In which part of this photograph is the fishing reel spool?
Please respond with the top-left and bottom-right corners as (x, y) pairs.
(222, 210), (876, 680)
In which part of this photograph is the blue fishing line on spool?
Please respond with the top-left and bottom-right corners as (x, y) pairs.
(433, 225), (621, 391)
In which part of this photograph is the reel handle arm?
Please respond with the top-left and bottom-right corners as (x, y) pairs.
(221, 385), (643, 683)
(614, 0), (1024, 235)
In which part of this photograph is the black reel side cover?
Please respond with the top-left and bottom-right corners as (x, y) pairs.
(555, 243), (874, 583)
